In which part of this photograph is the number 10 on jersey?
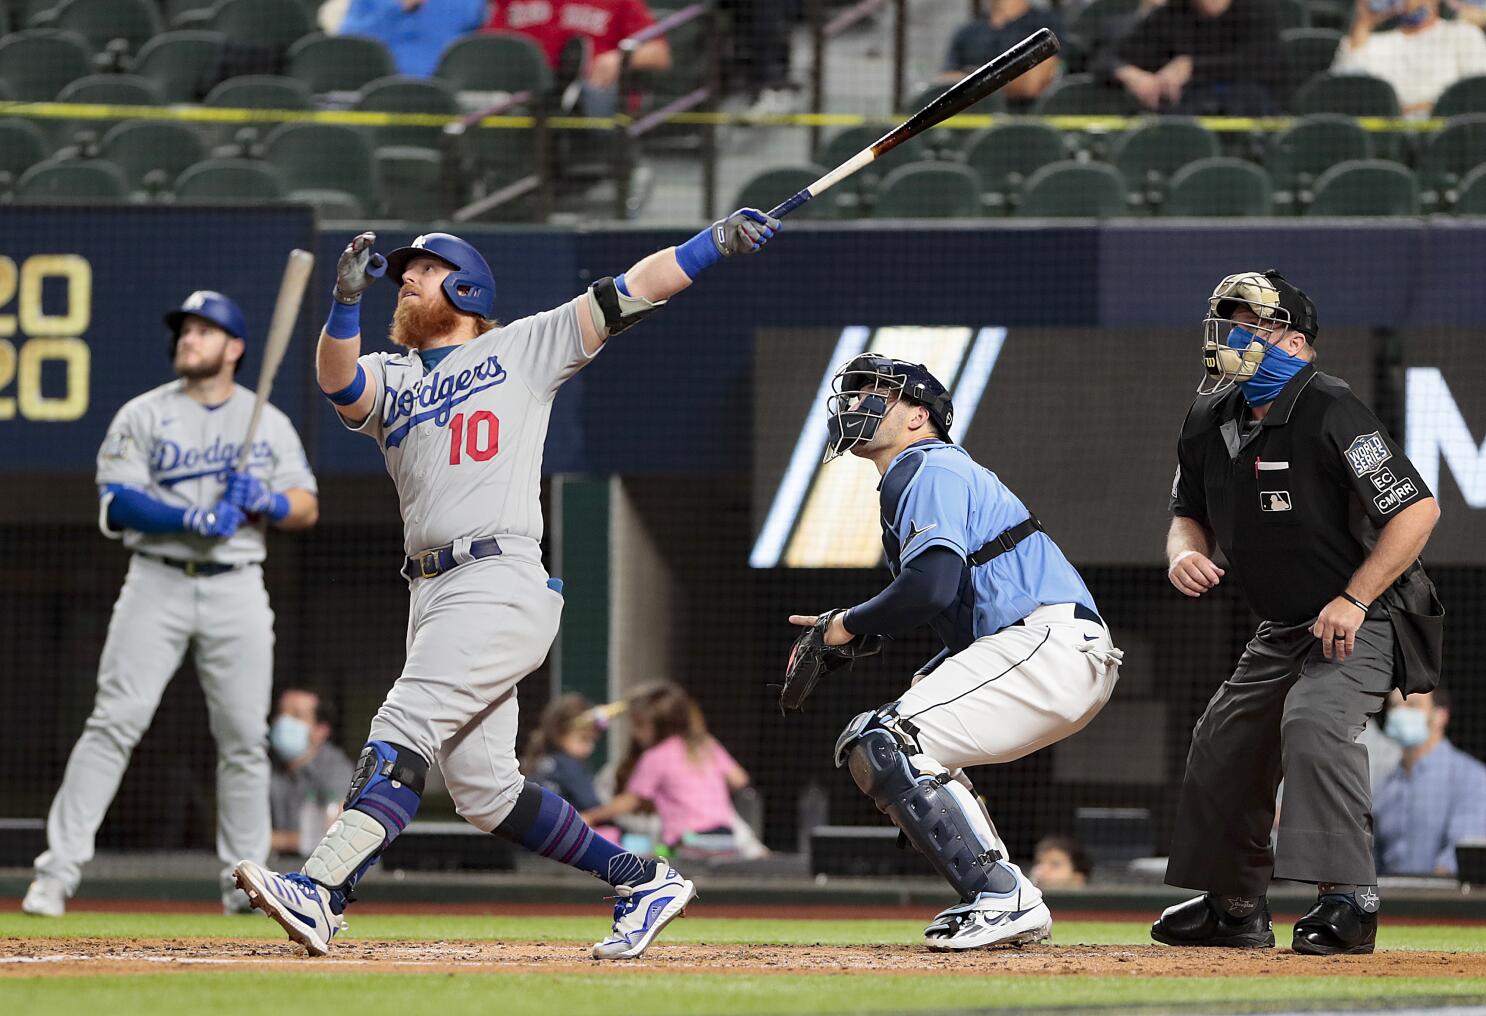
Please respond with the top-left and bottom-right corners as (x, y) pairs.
(448, 411), (499, 464)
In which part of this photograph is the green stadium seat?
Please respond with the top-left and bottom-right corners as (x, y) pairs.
(1110, 118), (1220, 204)
(1418, 114), (1486, 208)
(356, 75), (458, 150)
(962, 122), (1067, 213)
(436, 33), (553, 96)
(16, 158), (128, 200)
(287, 188), (366, 219)
(287, 33), (396, 94)
(0, 118), (51, 190)
(1453, 161), (1486, 213)
(1306, 159), (1419, 215)
(205, 74), (312, 111)
(377, 146), (448, 221)
(133, 30), (225, 103)
(16, 0), (60, 25)
(815, 125), (933, 211)
(732, 165), (834, 220)
(1161, 157), (1275, 216)
(1294, 73), (1401, 117)
(162, 0), (214, 28)
(0, 29), (93, 102)
(53, 74), (164, 143)
(101, 120), (207, 194)
(871, 163), (982, 219)
(264, 122), (378, 208)
(1267, 114), (1372, 210)
(1015, 160), (1127, 217)
(33, 0), (160, 55)
(1281, 29), (1344, 103)
(1432, 74), (1486, 117)
(1278, 0), (1310, 30)
(208, 0), (313, 53)
(1033, 73), (1139, 116)
(174, 157), (285, 201)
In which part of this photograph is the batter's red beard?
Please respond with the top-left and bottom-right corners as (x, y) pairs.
(390, 293), (464, 349)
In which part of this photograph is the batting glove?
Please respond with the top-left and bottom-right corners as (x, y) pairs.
(184, 500), (246, 539)
(334, 231), (387, 305)
(224, 471), (288, 520)
(711, 208), (781, 257)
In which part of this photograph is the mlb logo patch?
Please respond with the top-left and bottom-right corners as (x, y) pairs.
(1260, 490), (1292, 512)
(1345, 432), (1391, 477)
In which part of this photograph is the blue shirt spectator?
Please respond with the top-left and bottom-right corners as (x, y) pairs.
(1373, 686), (1486, 875)
(340, 0), (488, 79)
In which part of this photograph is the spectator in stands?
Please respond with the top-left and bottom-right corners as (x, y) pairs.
(1102, 0), (1284, 115)
(338, 0), (488, 79)
(486, 0), (672, 115)
(1030, 835), (1093, 889)
(524, 693), (606, 813)
(581, 681), (751, 850)
(718, 0), (801, 114)
(940, 0), (1065, 108)
(1332, 0), (1486, 117)
(269, 688), (354, 856)
(1373, 685), (1486, 876)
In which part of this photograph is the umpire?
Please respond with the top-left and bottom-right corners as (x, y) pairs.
(1153, 270), (1444, 956)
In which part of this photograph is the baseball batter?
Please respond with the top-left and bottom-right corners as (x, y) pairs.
(789, 356), (1123, 950)
(22, 291), (319, 918)
(235, 209), (780, 960)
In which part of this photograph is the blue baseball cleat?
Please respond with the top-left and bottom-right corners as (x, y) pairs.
(234, 860), (346, 956)
(592, 858), (696, 959)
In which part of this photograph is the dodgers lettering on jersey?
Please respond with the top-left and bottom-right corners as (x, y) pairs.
(344, 298), (593, 557)
(95, 381), (317, 564)
(879, 441), (1096, 648)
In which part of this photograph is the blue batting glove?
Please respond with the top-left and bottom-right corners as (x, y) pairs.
(185, 500), (245, 539)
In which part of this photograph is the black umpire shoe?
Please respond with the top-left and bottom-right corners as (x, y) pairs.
(1151, 894), (1275, 948)
(1292, 894), (1378, 956)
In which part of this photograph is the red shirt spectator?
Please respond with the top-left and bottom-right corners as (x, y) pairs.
(487, 0), (660, 66)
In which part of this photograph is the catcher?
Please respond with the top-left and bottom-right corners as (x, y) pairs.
(785, 354), (1123, 951)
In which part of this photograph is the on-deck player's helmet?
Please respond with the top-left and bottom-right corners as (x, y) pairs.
(1200, 269), (1317, 396)
(823, 353), (954, 461)
(383, 232), (496, 318)
(165, 290), (247, 367)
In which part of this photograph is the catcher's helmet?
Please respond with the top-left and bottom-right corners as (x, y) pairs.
(383, 232), (496, 318)
(824, 353), (954, 461)
(165, 290), (246, 341)
(1200, 269), (1317, 395)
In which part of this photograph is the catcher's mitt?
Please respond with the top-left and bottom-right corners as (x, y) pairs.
(779, 610), (883, 714)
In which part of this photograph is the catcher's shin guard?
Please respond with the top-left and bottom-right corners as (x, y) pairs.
(303, 740), (427, 909)
(836, 709), (1016, 903)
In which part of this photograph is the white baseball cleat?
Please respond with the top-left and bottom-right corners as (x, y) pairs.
(924, 898), (1053, 950)
(233, 860), (346, 956)
(21, 877), (66, 918)
(592, 859), (696, 960)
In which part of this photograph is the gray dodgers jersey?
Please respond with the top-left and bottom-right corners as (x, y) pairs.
(96, 380), (317, 565)
(345, 298), (593, 556)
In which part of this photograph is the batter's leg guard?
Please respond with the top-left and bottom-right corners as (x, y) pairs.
(302, 740), (427, 912)
(836, 707), (1018, 903)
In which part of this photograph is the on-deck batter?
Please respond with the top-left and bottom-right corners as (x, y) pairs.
(22, 291), (319, 918)
(236, 209), (780, 961)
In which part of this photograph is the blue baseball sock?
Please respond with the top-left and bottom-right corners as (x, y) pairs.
(495, 783), (653, 888)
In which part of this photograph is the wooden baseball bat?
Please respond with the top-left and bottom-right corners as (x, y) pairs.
(233, 248), (315, 472)
(767, 28), (1061, 219)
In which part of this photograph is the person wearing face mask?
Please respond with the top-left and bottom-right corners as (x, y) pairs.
(1333, 0), (1486, 117)
(268, 689), (354, 857)
(1153, 270), (1444, 957)
(1372, 686), (1486, 875)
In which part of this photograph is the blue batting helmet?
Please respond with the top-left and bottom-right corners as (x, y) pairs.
(165, 290), (246, 340)
(383, 232), (496, 318)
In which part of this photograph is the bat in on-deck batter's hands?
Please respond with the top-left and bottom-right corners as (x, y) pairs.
(234, 249), (315, 473)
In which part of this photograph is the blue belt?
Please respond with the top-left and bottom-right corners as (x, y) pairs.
(401, 536), (503, 581)
(139, 552), (240, 577)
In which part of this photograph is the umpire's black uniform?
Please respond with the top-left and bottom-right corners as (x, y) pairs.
(1166, 361), (1435, 899)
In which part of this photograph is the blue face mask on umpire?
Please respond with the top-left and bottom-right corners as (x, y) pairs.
(1227, 325), (1307, 406)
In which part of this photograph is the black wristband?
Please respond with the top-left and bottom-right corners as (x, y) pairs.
(1341, 592), (1369, 613)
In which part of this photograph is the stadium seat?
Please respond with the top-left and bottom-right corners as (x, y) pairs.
(436, 33), (553, 96)
(101, 120), (207, 194)
(264, 122), (378, 211)
(1306, 0), (1350, 29)
(0, 29), (93, 102)
(1267, 114), (1372, 210)
(1015, 161), (1127, 217)
(287, 33), (396, 94)
(205, 75), (312, 111)
(816, 125), (933, 211)
(16, 159), (129, 200)
(377, 146), (448, 221)
(133, 30), (225, 103)
(872, 163), (982, 219)
(174, 157), (286, 201)
(0, 119), (51, 191)
(33, 0), (161, 55)
(1453, 161), (1486, 213)
(962, 123), (1068, 213)
(1306, 159), (1419, 215)
(287, 188), (367, 219)
(1161, 158), (1275, 216)
(1280, 29), (1344, 103)
(1433, 74), (1486, 117)
(1418, 114), (1486, 208)
(1277, 0), (1310, 30)
(208, 0), (313, 53)
(356, 75), (458, 150)
(732, 165), (835, 220)
(1294, 73), (1401, 117)
(54, 74), (165, 142)
(1110, 118), (1220, 203)
(1033, 73), (1139, 116)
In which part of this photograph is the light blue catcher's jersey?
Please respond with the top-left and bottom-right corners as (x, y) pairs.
(879, 440), (1097, 649)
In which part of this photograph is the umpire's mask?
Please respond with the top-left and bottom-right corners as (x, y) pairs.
(823, 353), (953, 462)
(1199, 270), (1317, 396)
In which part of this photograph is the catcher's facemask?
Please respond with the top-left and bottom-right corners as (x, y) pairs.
(1200, 271), (1298, 397)
(823, 353), (954, 462)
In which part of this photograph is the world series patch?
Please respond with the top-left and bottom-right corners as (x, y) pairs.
(1345, 431), (1391, 477)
